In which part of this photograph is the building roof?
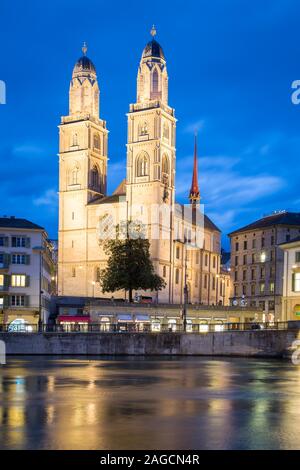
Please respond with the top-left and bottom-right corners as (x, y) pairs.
(142, 39), (165, 60)
(73, 55), (96, 75)
(229, 212), (300, 236)
(175, 203), (221, 232)
(189, 135), (200, 202)
(279, 236), (300, 249)
(88, 194), (124, 205)
(0, 217), (44, 230)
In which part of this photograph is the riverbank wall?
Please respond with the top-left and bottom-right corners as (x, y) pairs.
(1, 329), (299, 357)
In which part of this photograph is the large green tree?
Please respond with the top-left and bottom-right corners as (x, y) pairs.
(100, 223), (166, 302)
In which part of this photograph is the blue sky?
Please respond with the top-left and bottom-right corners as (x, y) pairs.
(1, 0), (299, 248)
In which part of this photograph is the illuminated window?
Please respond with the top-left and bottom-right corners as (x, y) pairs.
(260, 252), (266, 263)
(11, 274), (26, 287)
(260, 282), (265, 294)
(293, 273), (300, 292)
(136, 153), (149, 177)
(0, 274), (3, 286)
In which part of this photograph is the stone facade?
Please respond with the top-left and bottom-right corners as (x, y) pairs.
(229, 212), (300, 320)
(280, 238), (300, 321)
(58, 34), (227, 305)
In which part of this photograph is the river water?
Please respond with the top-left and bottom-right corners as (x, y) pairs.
(0, 356), (299, 450)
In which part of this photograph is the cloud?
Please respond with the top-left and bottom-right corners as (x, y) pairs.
(34, 189), (58, 207)
(175, 153), (285, 231)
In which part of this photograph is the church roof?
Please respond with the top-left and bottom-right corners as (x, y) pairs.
(113, 179), (126, 196)
(189, 135), (200, 202)
(229, 211), (300, 236)
(175, 203), (221, 232)
(73, 56), (96, 75)
(88, 194), (123, 205)
(142, 39), (165, 60)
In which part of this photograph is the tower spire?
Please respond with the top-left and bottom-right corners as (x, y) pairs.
(82, 41), (87, 56)
(150, 25), (157, 38)
(189, 133), (200, 205)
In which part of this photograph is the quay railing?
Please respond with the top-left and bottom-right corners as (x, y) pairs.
(0, 321), (289, 334)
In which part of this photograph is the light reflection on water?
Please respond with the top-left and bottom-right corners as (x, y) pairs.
(0, 356), (300, 450)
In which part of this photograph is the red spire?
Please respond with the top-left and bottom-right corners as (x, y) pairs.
(189, 133), (200, 204)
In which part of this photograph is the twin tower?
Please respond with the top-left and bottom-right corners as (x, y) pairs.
(58, 28), (202, 302)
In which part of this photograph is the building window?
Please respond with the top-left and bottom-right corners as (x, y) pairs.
(195, 272), (198, 287)
(234, 270), (238, 281)
(234, 285), (238, 297)
(139, 122), (148, 136)
(251, 268), (255, 280)
(91, 165), (100, 191)
(205, 254), (208, 266)
(95, 267), (101, 282)
(11, 295), (25, 307)
(93, 134), (101, 151)
(162, 154), (169, 175)
(11, 237), (27, 248)
(235, 242), (239, 251)
(204, 275), (208, 289)
(71, 167), (79, 185)
(11, 274), (26, 287)
(152, 68), (159, 94)
(252, 254), (255, 264)
(259, 301), (266, 310)
(296, 252), (300, 263)
(251, 284), (256, 295)
(136, 153), (149, 177)
(163, 265), (167, 278)
(175, 268), (179, 284)
(196, 252), (200, 264)
(163, 123), (169, 140)
(235, 256), (238, 266)
(243, 254), (247, 264)
(260, 267), (265, 279)
(176, 246), (180, 259)
(270, 282), (275, 293)
(261, 237), (265, 248)
(286, 234), (291, 242)
(292, 273), (300, 292)
(252, 239), (256, 249)
(0, 274), (3, 287)
(12, 254), (27, 264)
(271, 235), (274, 245)
(269, 300), (275, 311)
(213, 256), (216, 269)
(243, 270), (247, 281)
(244, 241), (247, 250)
(260, 252), (266, 263)
(260, 283), (265, 294)
(242, 285), (247, 295)
(72, 267), (76, 278)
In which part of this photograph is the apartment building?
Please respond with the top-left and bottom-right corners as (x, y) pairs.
(280, 237), (300, 321)
(0, 217), (55, 327)
(228, 211), (300, 320)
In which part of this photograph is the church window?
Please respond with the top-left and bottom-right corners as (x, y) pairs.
(91, 165), (100, 191)
(70, 166), (79, 185)
(163, 123), (169, 140)
(163, 266), (166, 278)
(72, 133), (78, 147)
(152, 68), (159, 94)
(136, 153), (149, 177)
(93, 133), (101, 151)
(176, 246), (180, 259)
(175, 268), (180, 284)
(162, 154), (169, 175)
(204, 275), (208, 289)
(139, 122), (148, 136)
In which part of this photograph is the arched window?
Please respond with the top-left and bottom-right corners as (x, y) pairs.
(152, 68), (159, 94)
(136, 152), (149, 177)
(91, 165), (100, 191)
(93, 133), (101, 151)
(70, 166), (79, 185)
(162, 154), (169, 175)
(175, 268), (180, 284)
(139, 122), (148, 136)
(72, 133), (78, 147)
(163, 123), (169, 140)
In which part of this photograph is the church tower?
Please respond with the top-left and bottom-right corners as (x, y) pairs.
(126, 27), (176, 301)
(58, 44), (108, 295)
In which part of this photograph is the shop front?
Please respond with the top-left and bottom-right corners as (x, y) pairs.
(57, 315), (90, 331)
(135, 314), (151, 332)
(117, 314), (134, 331)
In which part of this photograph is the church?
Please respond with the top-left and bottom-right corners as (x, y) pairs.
(58, 28), (224, 305)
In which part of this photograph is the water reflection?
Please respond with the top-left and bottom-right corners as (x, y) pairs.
(0, 357), (300, 449)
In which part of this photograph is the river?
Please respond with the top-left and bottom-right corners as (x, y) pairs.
(0, 356), (299, 450)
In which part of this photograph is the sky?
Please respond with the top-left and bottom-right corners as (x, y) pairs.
(1, 0), (300, 249)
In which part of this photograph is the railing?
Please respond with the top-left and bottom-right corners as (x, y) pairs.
(0, 321), (289, 334)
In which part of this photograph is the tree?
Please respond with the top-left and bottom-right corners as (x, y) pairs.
(100, 223), (166, 302)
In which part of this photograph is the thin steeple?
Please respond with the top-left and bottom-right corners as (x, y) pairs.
(189, 133), (200, 205)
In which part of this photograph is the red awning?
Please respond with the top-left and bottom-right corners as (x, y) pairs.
(58, 315), (90, 323)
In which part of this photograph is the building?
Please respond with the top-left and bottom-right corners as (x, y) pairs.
(280, 237), (300, 321)
(228, 211), (300, 320)
(58, 29), (224, 305)
(0, 217), (55, 327)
